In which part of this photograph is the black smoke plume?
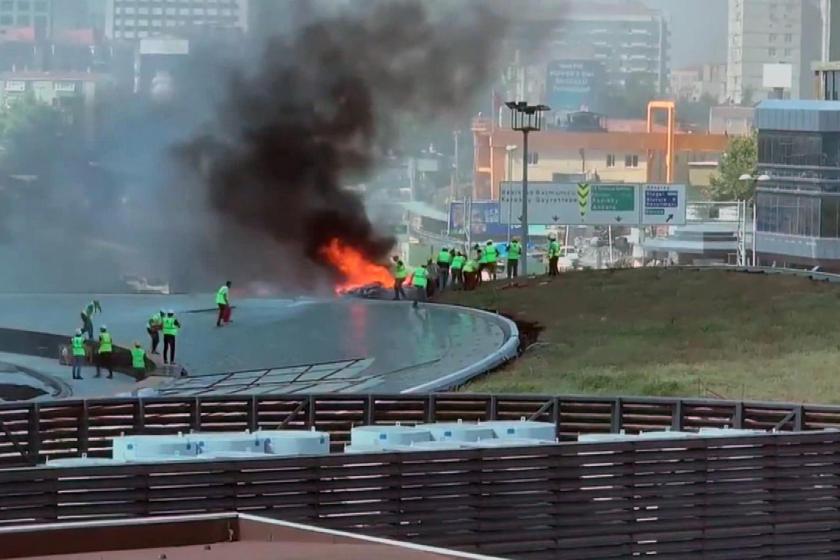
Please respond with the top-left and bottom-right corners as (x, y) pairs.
(176, 0), (505, 277)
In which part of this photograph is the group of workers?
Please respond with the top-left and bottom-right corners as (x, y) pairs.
(68, 281), (233, 381)
(391, 237), (528, 306)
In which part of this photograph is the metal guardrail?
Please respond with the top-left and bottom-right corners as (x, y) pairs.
(0, 392), (831, 468)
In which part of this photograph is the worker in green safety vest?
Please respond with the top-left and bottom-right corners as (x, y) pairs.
(392, 256), (408, 300)
(436, 247), (452, 291)
(547, 235), (561, 277)
(216, 281), (231, 327)
(69, 329), (86, 380)
(410, 262), (429, 308)
(450, 251), (466, 289)
(79, 299), (101, 340)
(162, 310), (181, 365)
(96, 325), (114, 379)
(147, 309), (163, 355)
(484, 240), (498, 280)
(130, 342), (147, 378)
(506, 238), (522, 279)
(462, 258), (479, 291)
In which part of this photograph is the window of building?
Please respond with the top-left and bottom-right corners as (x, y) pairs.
(16, 0), (28, 9)
(821, 197), (840, 238)
(0, 0), (11, 10)
(769, 47), (777, 57)
(625, 154), (639, 168)
(769, 33), (776, 42)
(16, 14), (29, 25)
(757, 193), (820, 237)
(606, 154), (616, 168)
(784, 48), (792, 57)
(0, 15), (11, 24)
(785, 33), (792, 42)
(527, 152), (539, 165)
(33, 0), (45, 11)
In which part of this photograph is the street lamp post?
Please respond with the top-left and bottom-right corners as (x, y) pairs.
(738, 173), (771, 267)
(505, 144), (517, 246)
(505, 101), (550, 276)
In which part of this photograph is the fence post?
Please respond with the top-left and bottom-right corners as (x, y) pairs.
(794, 405), (804, 431)
(28, 403), (40, 464)
(733, 402), (744, 429)
(190, 398), (201, 432)
(552, 397), (560, 440)
(306, 395), (316, 429)
(610, 398), (622, 433)
(425, 395), (436, 423)
(78, 401), (89, 456)
(248, 395), (258, 432)
(487, 395), (498, 421)
(364, 394), (375, 425)
(671, 400), (683, 431)
(133, 399), (145, 434)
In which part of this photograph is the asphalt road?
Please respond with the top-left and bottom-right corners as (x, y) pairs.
(0, 293), (513, 395)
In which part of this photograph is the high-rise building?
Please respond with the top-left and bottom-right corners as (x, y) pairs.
(0, 0), (52, 39)
(492, 0), (670, 103)
(727, 0), (804, 103)
(104, 0), (248, 41)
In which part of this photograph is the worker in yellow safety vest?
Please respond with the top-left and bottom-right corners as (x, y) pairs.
(70, 329), (86, 380)
(162, 310), (181, 365)
(410, 262), (429, 308)
(131, 342), (147, 378)
(506, 238), (522, 279)
(392, 256), (408, 300)
(96, 325), (114, 379)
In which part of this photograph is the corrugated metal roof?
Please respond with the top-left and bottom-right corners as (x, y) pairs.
(756, 99), (840, 132)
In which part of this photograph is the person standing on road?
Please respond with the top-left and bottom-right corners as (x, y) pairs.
(547, 235), (561, 277)
(436, 247), (452, 291)
(450, 251), (465, 289)
(162, 310), (181, 365)
(131, 342), (147, 378)
(506, 238), (522, 279)
(462, 257), (479, 291)
(79, 299), (101, 341)
(484, 240), (498, 281)
(410, 262), (429, 308)
(392, 256), (407, 300)
(96, 325), (113, 379)
(147, 309), (163, 354)
(216, 281), (231, 327)
(70, 329), (86, 380)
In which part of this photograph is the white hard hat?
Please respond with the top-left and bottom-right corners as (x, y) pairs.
(75, 329), (82, 335)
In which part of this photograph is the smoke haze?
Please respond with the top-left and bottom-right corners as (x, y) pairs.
(0, 0), (505, 294)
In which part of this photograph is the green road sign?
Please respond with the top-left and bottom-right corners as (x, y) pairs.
(591, 185), (635, 212)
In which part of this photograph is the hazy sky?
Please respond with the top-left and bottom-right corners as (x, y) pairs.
(644, 0), (728, 68)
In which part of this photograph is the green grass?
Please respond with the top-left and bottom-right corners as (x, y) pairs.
(439, 268), (840, 403)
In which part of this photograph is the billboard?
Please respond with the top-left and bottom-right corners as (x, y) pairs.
(546, 60), (604, 112)
(499, 182), (687, 226)
(449, 201), (522, 239)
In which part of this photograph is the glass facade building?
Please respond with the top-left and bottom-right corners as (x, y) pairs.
(755, 100), (840, 266)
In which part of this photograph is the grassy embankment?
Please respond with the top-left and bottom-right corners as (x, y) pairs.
(440, 268), (840, 403)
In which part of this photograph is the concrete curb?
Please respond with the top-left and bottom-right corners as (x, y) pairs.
(680, 264), (840, 283)
(400, 303), (520, 394)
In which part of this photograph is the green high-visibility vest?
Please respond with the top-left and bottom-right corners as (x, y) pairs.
(98, 332), (112, 354)
(412, 267), (428, 288)
(548, 240), (561, 257)
(162, 316), (179, 336)
(71, 335), (85, 357)
(437, 250), (452, 264)
(463, 259), (478, 273)
(485, 245), (498, 261)
(215, 285), (229, 305)
(508, 241), (522, 260)
(451, 256), (466, 270)
(394, 261), (407, 279)
(149, 313), (162, 328)
(131, 347), (146, 369)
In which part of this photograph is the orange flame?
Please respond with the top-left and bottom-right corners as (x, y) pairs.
(320, 238), (393, 294)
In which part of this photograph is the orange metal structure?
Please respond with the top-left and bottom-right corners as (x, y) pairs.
(646, 100), (676, 183)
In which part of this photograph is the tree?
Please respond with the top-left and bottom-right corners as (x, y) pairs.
(0, 96), (68, 174)
(708, 132), (758, 200)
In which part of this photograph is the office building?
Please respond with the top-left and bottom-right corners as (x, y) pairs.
(492, 0), (670, 106)
(105, 0), (248, 40)
(754, 100), (840, 268)
(727, 0), (804, 102)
